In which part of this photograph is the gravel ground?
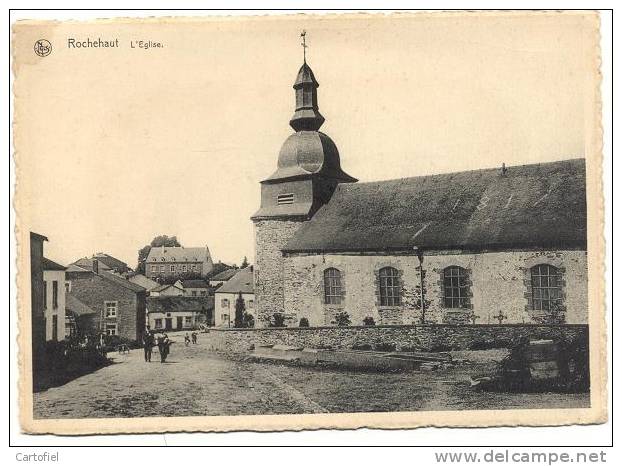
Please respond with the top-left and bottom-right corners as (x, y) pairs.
(33, 333), (589, 419)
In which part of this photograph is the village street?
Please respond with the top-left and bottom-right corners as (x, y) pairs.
(34, 333), (590, 419)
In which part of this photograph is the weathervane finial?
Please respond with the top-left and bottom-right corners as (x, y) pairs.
(300, 30), (307, 63)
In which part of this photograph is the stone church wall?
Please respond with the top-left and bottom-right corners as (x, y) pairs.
(282, 249), (588, 327)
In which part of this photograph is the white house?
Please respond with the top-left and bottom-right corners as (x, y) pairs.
(150, 283), (184, 297)
(214, 267), (255, 327)
(42, 257), (67, 341)
(146, 296), (213, 331)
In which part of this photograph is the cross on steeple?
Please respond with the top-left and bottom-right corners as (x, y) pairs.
(300, 30), (308, 63)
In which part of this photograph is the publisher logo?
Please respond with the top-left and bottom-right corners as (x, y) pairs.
(34, 39), (52, 57)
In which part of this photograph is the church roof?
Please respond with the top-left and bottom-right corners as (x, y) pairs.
(283, 158), (587, 253)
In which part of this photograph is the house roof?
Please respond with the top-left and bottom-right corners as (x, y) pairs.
(180, 279), (209, 289)
(42, 257), (66, 271)
(146, 296), (214, 313)
(65, 263), (91, 274)
(151, 283), (183, 293)
(283, 158), (587, 253)
(66, 294), (96, 316)
(93, 253), (129, 271)
(128, 274), (160, 290)
(146, 246), (211, 263)
(100, 271), (146, 293)
(215, 267), (254, 294)
(209, 268), (239, 281)
(71, 257), (111, 271)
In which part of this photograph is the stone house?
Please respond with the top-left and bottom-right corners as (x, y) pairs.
(214, 267), (256, 327)
(252, 59), (588, 328)
(42, 257), (67, 341)
(178, 279), (210, 296)
(150, 283), (185, 297)
(145, 246), (214, 280)
(208, 268), (238, 288)
(68, 260), (147, 341)
(146, 296), (214, 331)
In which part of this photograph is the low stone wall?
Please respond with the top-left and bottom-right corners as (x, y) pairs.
(203, 324), (588, 354)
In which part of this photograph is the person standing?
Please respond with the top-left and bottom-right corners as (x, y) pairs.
(142, 330), (154, 362)
(184, 332), (191, 346)
(191, 331), (197, 344)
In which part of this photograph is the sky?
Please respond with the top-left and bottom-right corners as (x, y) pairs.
(13, 12), (596, 269)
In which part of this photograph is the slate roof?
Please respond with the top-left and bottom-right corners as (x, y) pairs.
(71, 257), (111, 271)
(100, 271), (146, 293)
(42, 257), (66, 271)
(128, 274), (160, 291)
(146, 246), (211, 263)
(66, 294), (96, 316)
(146, 296), (214, 313)
(151, 283), (182, 293)
(283, 159), (587, 253)
(180, 279), (209, 289)
(209, 268), (239, 281)
(65, 263), (91, 274)
(93, 253), (129, 272)
(215, 267), (254, 294)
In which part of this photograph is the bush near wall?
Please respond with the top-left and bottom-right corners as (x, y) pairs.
(203, 324), (588, 355)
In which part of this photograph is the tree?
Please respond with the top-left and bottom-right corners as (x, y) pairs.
(241, 256), (249, 268)
(136, 235), (181, 274)
(234, 292), (246, 328)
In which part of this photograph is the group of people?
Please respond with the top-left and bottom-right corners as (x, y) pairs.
(184, 331), (199, 346)
(142, 330), (174, 363)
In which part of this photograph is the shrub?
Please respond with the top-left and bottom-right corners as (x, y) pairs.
(243, 312), (255, 328)
(352, 343), (372, 351)
(374, 342), (396, 352)
(469, 339), (512, 350)
(269, 313), (286, 327)
(363, 316), (376, 326)
(334, 312), (351, 327)
(299, 317), (310, 327)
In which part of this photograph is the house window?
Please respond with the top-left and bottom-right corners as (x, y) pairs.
(221, 313), (229, 323)
(248, 300), (254, 308)
(378, 267), (401, 306)
(105, 323), (117, 336)
(200, 291), (207, 296)
(443, 266), (470, 308)
(105, 301), (117, 318)
(221, 299), (229, 308)
(192, 265), (197, 271)
(52, 281), (59, 309)
(65, 281), (71, 293)
(52, 315), (58, 341)
(531, 264), (562, 311)
(151, 265), (157, 272)
(170, 265), (175, 272)
(160, 265), (165, 272)
(323, 268), (343, 305)
(185, 316), (192, 326)
(277, 193), (295, 205)
(43, 281), (47, 309)
(154, 318), (163, 329)
(192, 291), (197, 296)
(160, 258), (165, 261)
(182, 265), (187, 272)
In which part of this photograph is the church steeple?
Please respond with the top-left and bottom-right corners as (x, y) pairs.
(289, 31), (325, 131)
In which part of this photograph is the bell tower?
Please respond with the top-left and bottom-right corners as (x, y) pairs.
(251, 32), (357, 326)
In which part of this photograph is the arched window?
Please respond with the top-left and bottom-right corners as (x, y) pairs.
(379, 267), (401, 306)
(531, 264), (561, 311)
(323, 268), (343, 305)
(443, 266), (470, 308)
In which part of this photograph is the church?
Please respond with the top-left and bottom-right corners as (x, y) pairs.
(251, 55), (588, 328)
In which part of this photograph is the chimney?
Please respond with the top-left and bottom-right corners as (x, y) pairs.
(92, 259), (99, 275)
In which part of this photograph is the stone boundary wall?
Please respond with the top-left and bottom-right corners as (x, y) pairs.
(203, 324), (588, 354)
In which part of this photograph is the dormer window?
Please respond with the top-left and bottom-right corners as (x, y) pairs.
(277, 193), (295, 205)
(160, 257), (165, 262)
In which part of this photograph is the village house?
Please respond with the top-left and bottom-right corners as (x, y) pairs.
(145, 246), (214, 280)
(42, 257), (67, 341)
(209, 268), (238, 288)
(147, 296), (214, 331)
(67, 260), (147, 341)
(128, 273), (160, 293)
(214, 267), (255, 327)
(251, 60), (588, 328)
(30, 232), (47, 375)
(150, 282), (184, 297)
(177, 279), (210, 296)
